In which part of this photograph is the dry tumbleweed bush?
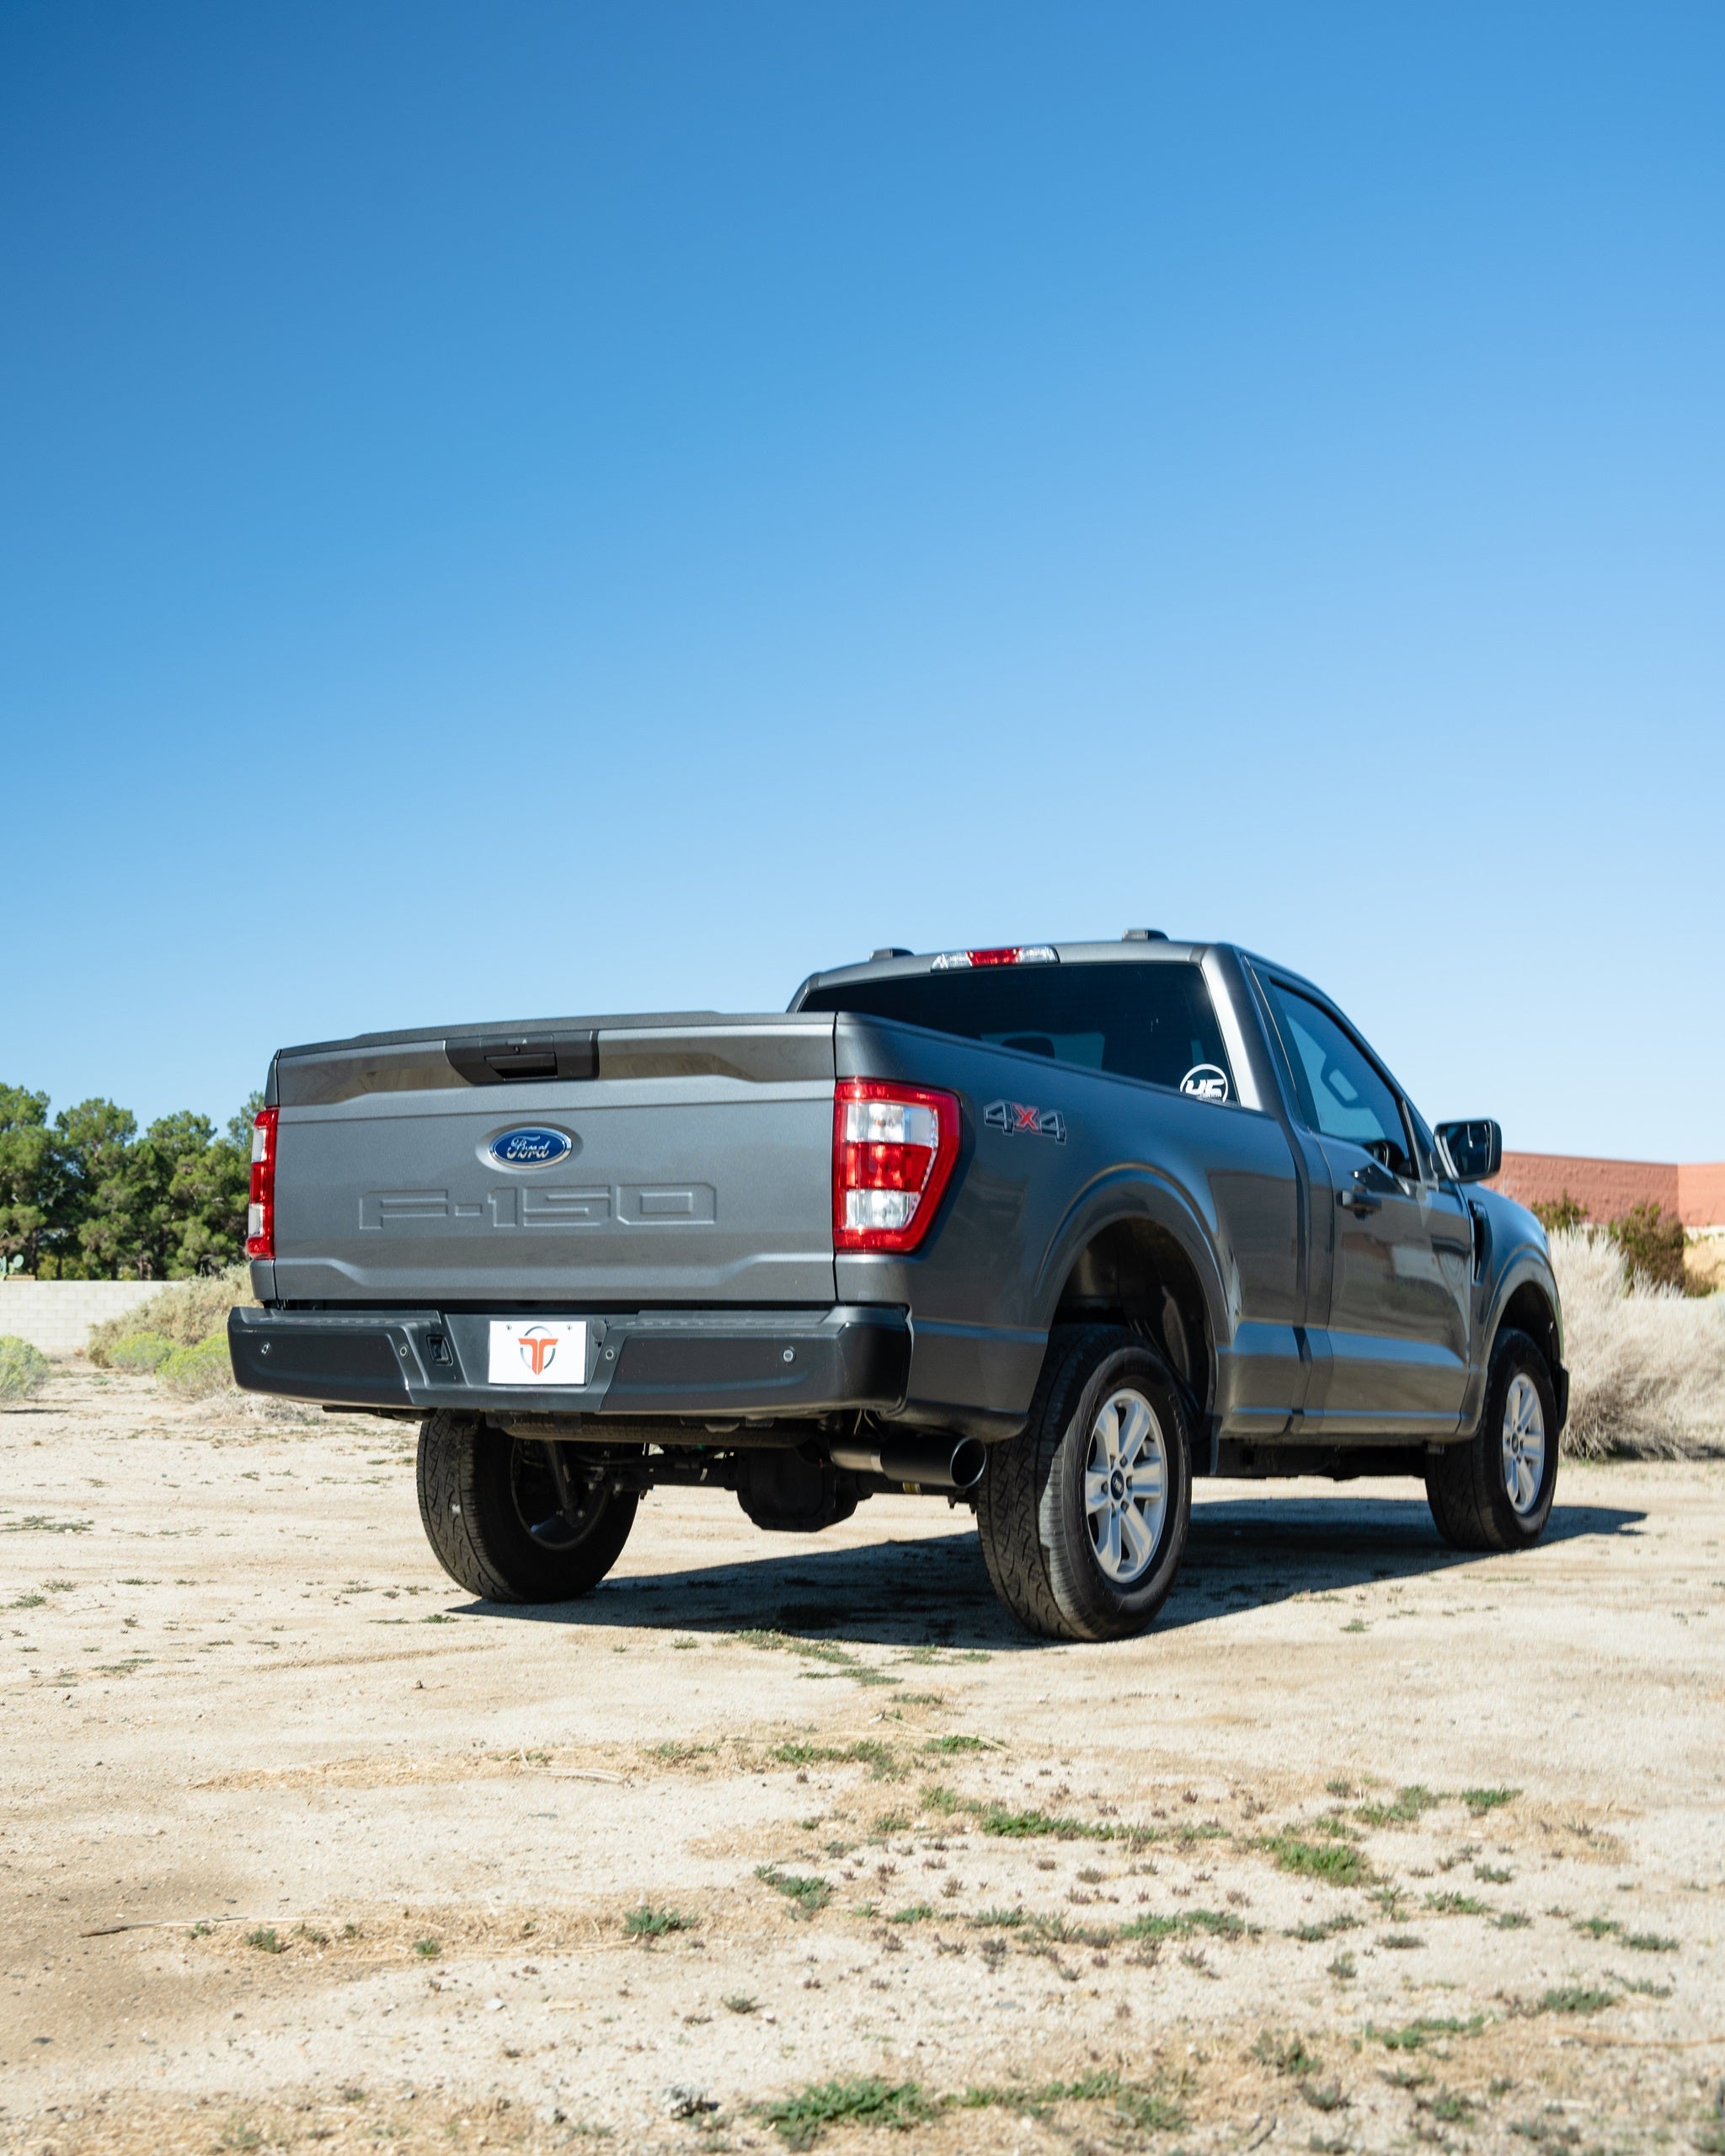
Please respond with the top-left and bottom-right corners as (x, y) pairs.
(1550, 1228), (1725, 1457)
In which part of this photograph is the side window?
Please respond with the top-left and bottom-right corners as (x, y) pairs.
(1261, 980), (1414, 1179)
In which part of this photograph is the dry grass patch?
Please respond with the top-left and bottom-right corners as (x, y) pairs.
(1552, 1230), (1725, 1456)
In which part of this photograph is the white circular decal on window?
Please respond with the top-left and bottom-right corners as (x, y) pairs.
(1180, 1063), (1231, 1104)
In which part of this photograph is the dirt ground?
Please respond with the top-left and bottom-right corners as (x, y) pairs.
(3, 1368), (1722, 2156)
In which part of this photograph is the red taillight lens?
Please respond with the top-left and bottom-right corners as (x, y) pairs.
(245, 1107), (279, 1260)
(833, 1081), (961, 1254)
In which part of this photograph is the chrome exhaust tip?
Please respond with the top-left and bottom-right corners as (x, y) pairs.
(828, 1434), (986, 1492)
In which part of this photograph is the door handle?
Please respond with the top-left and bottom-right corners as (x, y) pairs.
(1338, 1177), (1382, 1217)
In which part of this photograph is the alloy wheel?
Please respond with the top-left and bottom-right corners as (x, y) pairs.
(1501, 1372), (1547, 1517)
(1082, 1387), (1169, 1586)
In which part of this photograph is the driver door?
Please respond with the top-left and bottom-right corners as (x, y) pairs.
(1257, 977), (1471, 1436)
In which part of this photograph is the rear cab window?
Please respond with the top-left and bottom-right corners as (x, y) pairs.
(798, 960), (1237, 1103)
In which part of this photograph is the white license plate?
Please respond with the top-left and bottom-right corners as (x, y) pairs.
(487, 1320), (588, 1386)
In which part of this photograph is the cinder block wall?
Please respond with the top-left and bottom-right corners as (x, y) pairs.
(0, 1281), (166, 1356)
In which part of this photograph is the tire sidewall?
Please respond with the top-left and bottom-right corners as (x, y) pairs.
(1045, 1340), (1193, 1640)
(419, 1416), (638, 1602)
(1482, 1330), (1559, 1547)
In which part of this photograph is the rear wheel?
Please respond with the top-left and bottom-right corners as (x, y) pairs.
(976, 1326), (1193, 1641)
(416, 1412), (638, 1602)
(1425, 1327), (1559, 1553)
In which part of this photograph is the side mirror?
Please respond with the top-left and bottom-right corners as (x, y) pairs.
(1436, 1118), (1503, 1184)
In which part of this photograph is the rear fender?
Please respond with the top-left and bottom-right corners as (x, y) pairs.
(1033, 1168), (1230, 1424)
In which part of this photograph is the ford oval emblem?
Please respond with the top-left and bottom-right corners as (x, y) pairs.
(487, 1126), (574, 1169)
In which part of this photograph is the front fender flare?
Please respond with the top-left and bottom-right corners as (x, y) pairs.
(1463, 1238), (1566, 1436)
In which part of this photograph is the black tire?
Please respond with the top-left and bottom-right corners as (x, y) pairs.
(976, 1325), (1194, 1642)
(415, 1412), (638, 1602)
(1425, 1327), (1559, 1554)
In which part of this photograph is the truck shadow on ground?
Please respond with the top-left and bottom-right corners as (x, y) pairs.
(472, 1490), (1647, 1654)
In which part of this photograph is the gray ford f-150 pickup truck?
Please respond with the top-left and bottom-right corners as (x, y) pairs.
(231, 934), (1566, 1640)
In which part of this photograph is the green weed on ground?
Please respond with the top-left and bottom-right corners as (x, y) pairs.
(755, 2078), (933, 2148)
(976, 1803), (1154, 1844)
(734, 1629), (899, 1687)
(1252, 2032), (1322, 2077)
(625, 1904), (696, 1939)
(1366, 2015), (1486, 2050)
(1354, 1784), (1443, 1827)
(770, 1739), (903, 1779)
(1259, 1830), (1371, 1887)
(1119, 1907), (1248, 1942)
(1289, 1914), (1360, 1942)
(1573, 1916), (1679, 1951)
(959, 2071), (1187, 2132)
(756, 1865), (830, 1916)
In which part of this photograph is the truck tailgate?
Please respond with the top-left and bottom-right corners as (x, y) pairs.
(267, 1017), (837, 1305)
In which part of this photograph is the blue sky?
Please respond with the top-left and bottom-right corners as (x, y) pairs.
(3, 4), (1721, 1159)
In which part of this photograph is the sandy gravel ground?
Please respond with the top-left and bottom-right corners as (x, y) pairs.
(3, 1368), (1722, 2156)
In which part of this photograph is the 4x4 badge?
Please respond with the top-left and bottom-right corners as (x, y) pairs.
(984, 1099), (1067, 1143)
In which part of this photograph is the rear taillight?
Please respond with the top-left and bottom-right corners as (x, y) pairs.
(833, 1081), (961, 1254)
(245, 1107), (279, 1260)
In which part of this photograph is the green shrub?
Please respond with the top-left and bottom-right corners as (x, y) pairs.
(87, 1265), (254, 1366)
(1533, 1191), (1589, 1234)
(158, 1335), (234, 1399)
(105, 1331), (176, 1373)
(1608, 1201), (1686, 1292)
(0, 1335), (51, 1401)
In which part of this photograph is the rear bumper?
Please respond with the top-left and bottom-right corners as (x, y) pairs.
(227, 1303), (911, 1420)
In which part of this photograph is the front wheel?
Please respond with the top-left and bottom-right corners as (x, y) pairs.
(1425, 1327), (1559, 1553)
(416, 1413), (638, 1602)
(977, 1326), (1194, 1641)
